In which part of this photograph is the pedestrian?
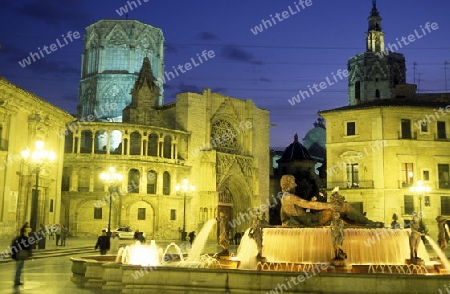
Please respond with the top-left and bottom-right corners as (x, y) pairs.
(95, 229), (110, 255)
(110, 232), (120, 254)
(11, 226), (33, 286)
(55, 224), (61, 246)
(188, 231), (196, 245)
(61, 225), (68, 246)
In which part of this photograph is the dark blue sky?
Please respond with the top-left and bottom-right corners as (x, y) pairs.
(1, 0), (449, 148)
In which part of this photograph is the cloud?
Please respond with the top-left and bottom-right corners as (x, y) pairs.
(177, 83), (202, 93)
(220, 45), (263, 65)
(165, 42), (179, 54)
(197, 32), (220, 41)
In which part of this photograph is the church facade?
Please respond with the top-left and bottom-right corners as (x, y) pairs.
(320, 1), (450, 237)
(61, 21), (270, 238)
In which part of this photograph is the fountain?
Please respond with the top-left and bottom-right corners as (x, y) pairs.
(70, 175), (450, 293)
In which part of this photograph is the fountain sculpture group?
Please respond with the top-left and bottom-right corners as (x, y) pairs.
(70, 174), (450, 293)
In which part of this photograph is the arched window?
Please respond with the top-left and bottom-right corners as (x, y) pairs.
(163, 172), (170, 195)
(355, 81), (361, 100)
(147, 170), (157, 194)
(80, 130), (93, 154)
(128, 169), (140, 193)
(375, 89), (380, 98)
(147, 133), (158, 157)
(130, 132), (141, 155)
(163, 136), (172, 159)
(94, 130), (107, 154)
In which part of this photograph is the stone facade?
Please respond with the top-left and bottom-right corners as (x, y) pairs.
(0, 77), (73, 237)
(320, 99), (450, 237)
(62, 61), (270, 237)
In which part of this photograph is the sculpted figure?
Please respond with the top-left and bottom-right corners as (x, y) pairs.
(248, 211), (263, 258)
(409, 214), (424, 260)
(280, 175), (381, 227)
(331, 211), (346, 260)
(216, 212), (229, 254)
(436, 215), (448, 250)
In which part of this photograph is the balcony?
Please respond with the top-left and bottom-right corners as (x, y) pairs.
(326, 181), (373, 189)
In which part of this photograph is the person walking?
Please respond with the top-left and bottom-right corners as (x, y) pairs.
(60, 225), (68, 246)
(95, 230), (110, 255)
(11, 226), (33, 286)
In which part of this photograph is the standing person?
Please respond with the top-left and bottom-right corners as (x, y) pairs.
(60, 225), (68, 246)
(188, 231), (196, 245)
(55, 224), (61, 246)
(110, 232), (120, 255)
(11, 227), (33, 286)
(95, 230), (110, 255)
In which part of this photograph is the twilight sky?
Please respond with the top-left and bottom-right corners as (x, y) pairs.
(0, 0), (449, 148)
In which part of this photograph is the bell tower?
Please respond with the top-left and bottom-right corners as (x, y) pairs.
(366, 0), (385, 52)
(347, 1), (406, 105)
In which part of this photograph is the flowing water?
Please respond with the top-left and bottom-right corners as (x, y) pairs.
(425, 235), (450, 273)
(185, 218), (217, 261)
(238, 227), (432, 266)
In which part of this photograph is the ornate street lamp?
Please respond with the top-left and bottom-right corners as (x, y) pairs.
(175, 179), (195, 241)
(409, 180), (431, 223)
(21, 140), (56, 232)
(100, 167), (123, 236)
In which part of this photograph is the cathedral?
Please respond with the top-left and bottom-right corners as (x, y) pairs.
(320, 1), (450, 237)
(61, 20), (270, 239)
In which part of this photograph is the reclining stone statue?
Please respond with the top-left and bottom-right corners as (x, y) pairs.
(280, 175), (383, 227)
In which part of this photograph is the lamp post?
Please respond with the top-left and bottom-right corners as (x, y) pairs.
(409, 180), (431, 224)
(175, 179), (195, 241)
(21, 140), (56, 232)
(100, 167), (123, 236)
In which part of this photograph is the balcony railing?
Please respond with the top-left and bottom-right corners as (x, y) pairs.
(326, 181), (373, 189)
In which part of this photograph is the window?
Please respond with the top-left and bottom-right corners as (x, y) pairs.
(138, 208), (146, 220)
(424, 196), (430, 207)
(346, 164), (359, 186)
(147, 170), (157, 194)
(49, 199), (54, 213)
(404, 195), (414, 215)
(438, 164), (450, 189)
(346, 122), (356, 136)
(128, 169), (140, 193)
(438, 121), (446, 139)
(420, 121), (428, 133)
(440, 196), (450, 215)
(423, 170), (430, 181)
(401, 119), (412, 139)
(163, 172), (170, 195)
(401, 163), (414, 187)
(94, 207), (102, 219)
(355, 81), (361, 100)
(170, 209), (176, 220)
(375, 89), (380, 98)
